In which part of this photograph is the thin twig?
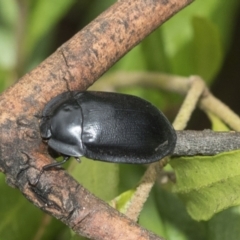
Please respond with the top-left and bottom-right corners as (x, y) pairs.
(125, 162), (160, 221)
(174, 130), (240, 156)
(172, 76), (206, 130)
(200, 91), (240, 131)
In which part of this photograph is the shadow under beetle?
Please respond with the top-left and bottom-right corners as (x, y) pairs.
(35, 91), (176, 184)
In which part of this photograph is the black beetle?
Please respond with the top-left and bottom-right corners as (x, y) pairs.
(38, 91), (176, 178)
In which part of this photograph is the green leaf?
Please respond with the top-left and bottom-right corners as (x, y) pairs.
(170, 150), (240, 221)
(207, 206), (240, 240)
(0, 174), (65, 240)
(0, 174), (42, 239)
(192, 16), (223, 83)
(139, 191), (167, 237)
(84, 0), (115, 22)
(0, 29), (17, 68)
(0, 0), (18, 69)
(159, 0), (240, 81)
(111, 189), (135, 213)
(206, 111), (230, 131)
(141, 29), (170, 72)
(154, 187), (206, 240)
(111, 44), (147, 72)
(70, 158), (119, 201)
(0, 0), (18, 28)
(24, 0), (75, 56)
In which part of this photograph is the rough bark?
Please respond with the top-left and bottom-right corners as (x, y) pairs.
(174, 130), (240, 156)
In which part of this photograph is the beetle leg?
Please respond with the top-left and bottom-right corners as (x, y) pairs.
(42, 156), (70, 171)
(75, 157), (81, 163)
(31, 156), (70, 186)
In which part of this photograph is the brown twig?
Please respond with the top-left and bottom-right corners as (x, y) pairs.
(0, 0), (193, 239)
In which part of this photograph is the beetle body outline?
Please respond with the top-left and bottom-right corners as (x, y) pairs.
(40, 91), (177, 164)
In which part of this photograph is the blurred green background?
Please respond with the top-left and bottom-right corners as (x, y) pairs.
(0, 0), (240, 239)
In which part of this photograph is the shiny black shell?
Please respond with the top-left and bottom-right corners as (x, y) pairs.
(40, 91), (176, 164)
